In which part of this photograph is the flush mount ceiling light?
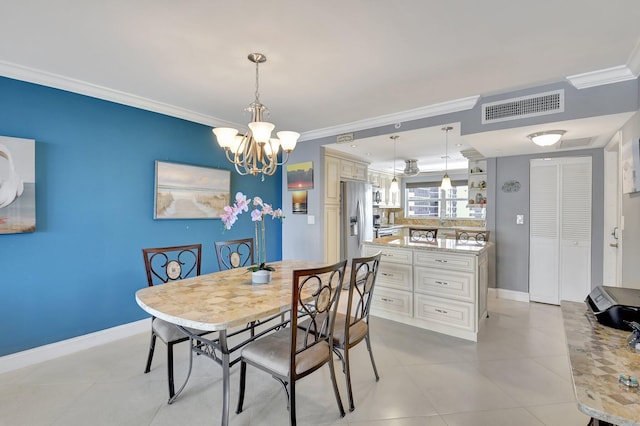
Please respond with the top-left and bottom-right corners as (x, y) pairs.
(527, 130), (566, 147)
(390, 135), (399, 194)
(213, 53), (299, 177)
(404, 159), (419, 176)
(441, 126), (453, 190)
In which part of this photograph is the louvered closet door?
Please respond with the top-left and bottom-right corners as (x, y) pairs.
(559, 158), (592, 302)
(529, 157), (592, 305)
(529, 161), (560, 304)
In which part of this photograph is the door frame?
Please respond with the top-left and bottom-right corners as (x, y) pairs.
(603, 131), (622, 286)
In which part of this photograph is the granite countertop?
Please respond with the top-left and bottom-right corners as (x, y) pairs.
(365, 236), (490, 254)
(561, 301), (640, 425)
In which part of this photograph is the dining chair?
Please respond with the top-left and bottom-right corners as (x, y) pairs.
(236, 260), (348, 425)
(333, 252), (382, 411)
(141, 243), (212, 402)
(214, 238), (254, 270)
(455, 229), (490, 242)
(408, 227), (438, 242)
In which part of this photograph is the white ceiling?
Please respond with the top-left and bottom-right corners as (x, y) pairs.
(1, 1), (639, 172)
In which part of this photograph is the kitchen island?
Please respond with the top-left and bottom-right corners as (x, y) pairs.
(363, 236), (489, 341)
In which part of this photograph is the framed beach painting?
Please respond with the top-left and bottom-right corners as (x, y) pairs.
(154, 161), (230, 219)
(0, 136), (36, 234)
(286, 161), (314, 190)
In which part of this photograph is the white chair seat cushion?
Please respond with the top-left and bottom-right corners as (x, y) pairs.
(152, 318), (206, 343)
(241, 328), (330, 377)
(331, 313), (368, 347)
(298, 312), (368, 347)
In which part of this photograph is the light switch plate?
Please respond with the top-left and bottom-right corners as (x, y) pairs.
(307, 215), (315, 225)
(516, 214), (524, 225)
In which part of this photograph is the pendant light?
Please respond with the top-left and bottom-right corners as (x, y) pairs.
(440, 126), (453, 190)
(389, 135), (399, 193)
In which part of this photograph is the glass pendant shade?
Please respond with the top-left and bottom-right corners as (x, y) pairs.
(263, 138), (281, 156)
(213, 127), (239, 149)
(390, 177), (399, 193)
(277, 131), (300, 152)
(440, 174), (452, 190)
(248, 121), (275, 143)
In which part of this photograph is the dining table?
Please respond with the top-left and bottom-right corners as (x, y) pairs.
(135, 259), (327, 426)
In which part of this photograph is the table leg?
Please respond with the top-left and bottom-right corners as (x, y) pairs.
(219, 330), (230, 426)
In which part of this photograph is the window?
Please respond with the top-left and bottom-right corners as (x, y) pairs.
(405, 180), (484, 219)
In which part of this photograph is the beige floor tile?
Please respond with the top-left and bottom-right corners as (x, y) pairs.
(526, 402), (592, 426)
(477, 358), (575, 406)
(441, 407), (545, 426)
(0, 298), (586, 425)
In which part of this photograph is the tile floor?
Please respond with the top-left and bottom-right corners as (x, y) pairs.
(0, 298), (591, 425)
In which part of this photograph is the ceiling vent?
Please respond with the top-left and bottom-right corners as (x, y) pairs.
(403, 159), (419, 176)
(481, 90), (564, 124)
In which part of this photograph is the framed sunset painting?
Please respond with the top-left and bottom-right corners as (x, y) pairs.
(286, 161), (313, 190)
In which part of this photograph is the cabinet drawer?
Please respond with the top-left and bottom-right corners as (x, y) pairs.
(414, 251), (476, 272)
(414, 267), (474, 301)
(365, 246), (412, 265)
(372, 287), (412, 317)
(414, 294), (473, 331)
(377, 262), (412, 291)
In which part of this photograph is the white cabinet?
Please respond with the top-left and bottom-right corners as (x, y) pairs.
(365, 243), (488, 341)
(324, 155), (341, 205)
(340, 158), (367, 181)
(364, 245), (413, 318)
(323, 204), (340, 264)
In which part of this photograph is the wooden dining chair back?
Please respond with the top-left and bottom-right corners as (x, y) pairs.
(455, 229), (490, 243)
(335, 251), (382, 411)
(141, 243), (211, 402)
(214, 238), (254, 270)
(237, 260), (348, 425)
(408, 228), (438, 242)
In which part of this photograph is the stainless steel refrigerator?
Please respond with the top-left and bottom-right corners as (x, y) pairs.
(340, 181), (373, 260)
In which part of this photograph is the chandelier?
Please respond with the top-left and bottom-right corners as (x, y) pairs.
(213, 53), (299, 177)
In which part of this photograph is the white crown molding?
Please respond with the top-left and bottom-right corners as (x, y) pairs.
(0, 60), (241, 129)
(299, 95), (480, 142)
(627, 39), (640, 76)
(566, 65), (637, 89)
(0, 319), (150, 373)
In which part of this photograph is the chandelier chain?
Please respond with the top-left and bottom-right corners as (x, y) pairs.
(254, 59), (261, 104)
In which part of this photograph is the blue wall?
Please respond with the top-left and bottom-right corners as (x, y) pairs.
(0, 76), (283, 356)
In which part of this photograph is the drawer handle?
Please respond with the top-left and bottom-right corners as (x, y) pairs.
(435, 259), (448, 263)
(435, 308), (448, 314)
(435, 280), (449, 286)
(381, 297), (394, 303)
(381, 272), (394, 277)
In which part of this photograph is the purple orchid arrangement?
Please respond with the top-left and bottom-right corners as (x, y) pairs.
(221, 192), (284, 271)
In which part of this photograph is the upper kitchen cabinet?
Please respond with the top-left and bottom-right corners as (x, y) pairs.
(339, 158), (368, 181)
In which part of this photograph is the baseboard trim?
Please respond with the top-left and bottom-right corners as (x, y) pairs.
(488, 287), (531, 303)
(0, 318), (150, 374)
